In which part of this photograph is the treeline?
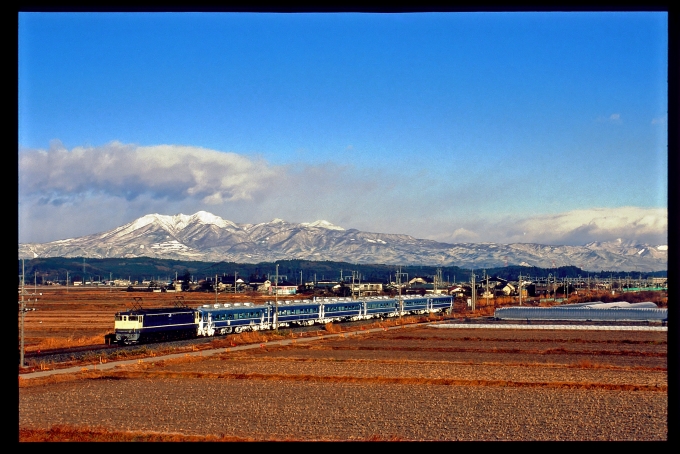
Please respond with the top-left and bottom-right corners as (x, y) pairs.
(17, 257), (667, 284)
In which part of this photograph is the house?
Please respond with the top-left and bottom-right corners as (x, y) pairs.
(448, 285), (465, 296)
(270, 281), (297, 296)
(348, 282), (384, 296)
(409, 277), (433, 286)
(248, 279), (271, 293)
(314, 281), (339, 292)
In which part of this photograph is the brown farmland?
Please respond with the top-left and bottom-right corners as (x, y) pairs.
(19, 288), (667, 441)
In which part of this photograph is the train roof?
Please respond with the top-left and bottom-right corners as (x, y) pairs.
(116, 306), (195, 316)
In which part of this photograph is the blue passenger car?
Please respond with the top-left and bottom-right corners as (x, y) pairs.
(429, 295), (454, 312)
(196, 303), (271, 335)
(401, 296), (429, 313)
(271, 300), (322, 326)
(322, 299), (364, 321)
(365, 298), (399, 318)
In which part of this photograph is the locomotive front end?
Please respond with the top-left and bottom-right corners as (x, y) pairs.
(113, 312), (144, 344)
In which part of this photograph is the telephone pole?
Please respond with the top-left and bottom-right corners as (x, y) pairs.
(471, 271), (476, 312)
(19, 259), (39, 368)
(274, 264), (279, 330)
(395, 267), (408, 324)
(351, 270), (361, 300)
(518, 273), (522, 306)
(20, 260), (25, 367)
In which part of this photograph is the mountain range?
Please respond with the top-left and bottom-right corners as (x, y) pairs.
(18, 211), (668, 272)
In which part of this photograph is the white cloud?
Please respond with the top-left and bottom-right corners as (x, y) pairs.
(444, 228), (480, 243)
(595, 113), (622, 124)
(19, 141), (279, 205)
(18, 141), (390, 242)
(651, 115), (667, 125)
(430, 207), (667, 246)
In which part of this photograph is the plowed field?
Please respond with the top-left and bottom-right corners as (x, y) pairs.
(19, 324), (667, 441)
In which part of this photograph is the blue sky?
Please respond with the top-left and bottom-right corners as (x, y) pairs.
(18, 12), (668, 246)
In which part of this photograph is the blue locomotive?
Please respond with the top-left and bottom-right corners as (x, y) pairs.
(113, 295), (453, 345)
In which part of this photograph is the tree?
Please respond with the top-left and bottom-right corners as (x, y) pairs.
(335, 282), (352, 297)
(180, 269), (192, 291)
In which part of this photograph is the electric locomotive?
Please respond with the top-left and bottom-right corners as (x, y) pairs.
(113, 306), (198, 344)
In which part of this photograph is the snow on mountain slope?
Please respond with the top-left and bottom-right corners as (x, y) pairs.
(300, 220), (345, 230)
(18, 211), (668, 271)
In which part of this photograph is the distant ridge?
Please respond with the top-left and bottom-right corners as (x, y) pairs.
(18, 211), (668, 272)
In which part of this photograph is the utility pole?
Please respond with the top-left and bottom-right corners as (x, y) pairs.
(518, 273), (522, 306)
(275, 264), (279, 330)
(235, 271), (238, 294)
(351, 271), (361, 299)
(471, 270), (476, 312)
(215, 274), (218, 304)
(396, 267), (408, 324)
(351, 270), (355, 300)
(20, 259), (25, 368)
(19, 259), (39, 368)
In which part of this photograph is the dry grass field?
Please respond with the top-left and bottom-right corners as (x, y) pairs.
(17, 287), (502, 353)
(18, 288), (667, 441)
(17, 287), (299, 351)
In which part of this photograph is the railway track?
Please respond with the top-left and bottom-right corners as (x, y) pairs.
(22, 313), (662, 370)
(20, 315), (417, 368)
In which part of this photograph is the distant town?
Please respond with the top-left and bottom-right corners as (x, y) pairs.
(19, 257), (668, 305)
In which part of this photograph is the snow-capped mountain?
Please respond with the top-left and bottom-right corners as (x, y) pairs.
(18, 211), (668, 271)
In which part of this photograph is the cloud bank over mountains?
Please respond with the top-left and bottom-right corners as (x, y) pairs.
(19, 140), (279, 205)
(19, 142), (667, 247)
(435, 207), (667, 246)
